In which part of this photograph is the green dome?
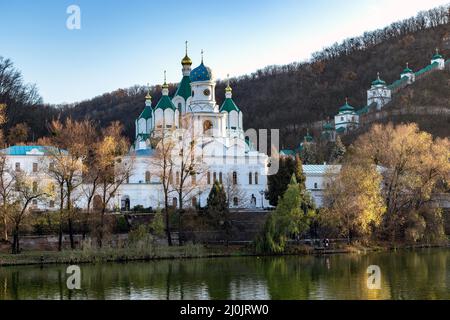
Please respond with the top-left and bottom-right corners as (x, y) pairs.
(339, 102), (355, 113)
(401, 67), (413, 74)
(138, 106), (153, 120)
(432, 51), (443, 60)
(323, 122), (334, 131)
(220, 98), (240, 113)
(175, 75), (191, 101)
(371, 78), (386, 86)
(155, 95), (176, 111)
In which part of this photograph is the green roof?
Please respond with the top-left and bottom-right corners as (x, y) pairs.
(175, 75), (191, 101)
(155, 95), (176, 111)
(401, 67), (413, 74)
(371, 78), (386, 86)
(220, 98), (240, 113)
(432, 53), (443, 60)
(339, 102), (355, 113)
(280, 149), (295, 156)
(356, 102), (377, 115)
(323, 122), (334, 131)
(138, 105), (153, 120)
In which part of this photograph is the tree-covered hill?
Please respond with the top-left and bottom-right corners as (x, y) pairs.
(1, 5), (449, 146)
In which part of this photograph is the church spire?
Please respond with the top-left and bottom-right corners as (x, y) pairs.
(145, 83), (152, 101)
(162, 70), (169, 96)
(181, 41), (192, 66)
(225, 74), (232, 98)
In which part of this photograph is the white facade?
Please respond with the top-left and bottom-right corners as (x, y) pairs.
(118, 53), (270, 210)
(367, 73), (392, 110)
(334, 100), (359, 132)
(431, 49), (445, 70)
(0, 146), (80, 211)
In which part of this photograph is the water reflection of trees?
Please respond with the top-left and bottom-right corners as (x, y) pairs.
(0, 250), (448, 300)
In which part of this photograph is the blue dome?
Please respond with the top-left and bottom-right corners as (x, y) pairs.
(190, 62), (213, 82)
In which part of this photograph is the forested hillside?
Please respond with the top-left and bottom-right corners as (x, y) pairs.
(1, 5), (449, 147)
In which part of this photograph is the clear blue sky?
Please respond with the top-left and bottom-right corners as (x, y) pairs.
(1, 0), (448, 104)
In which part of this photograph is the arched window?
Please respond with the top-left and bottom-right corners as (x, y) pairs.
(176, 171), (180, 185)
(213, 172), (217, 183)
(145, 171), (151, 184)
(203, 120), (213, 135)
(172, 197), (178, 208)
(255, 172), (259, 185)
(233, 172), (238, 185)
(191, 174), (196, 185)
(207, 172), (211, 185)
(32, 181), (38, 193)
(249, 172), (253, 185)
(314, 182), (318, 189)
(192, 197), (197, 208)
(219, 172), (223, 184)
(233, 197), (239, 207)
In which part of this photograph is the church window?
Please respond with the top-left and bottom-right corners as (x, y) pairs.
(341, 117), (344, 121)
(314, 183), (318, 189)
(249, 172), (252, 185)
(49, 200), (55, 208)
(33, 163), (38, 172)
(213, 172), (217, 182)
(176, 171), (180, 185)
(192, 197), (197, 207)
(203, 120), (213, 135)
(15, 162), (20, 171)
(33, 181), (38, 193)
(233, 197), (239, 207)
(145, 171), (151, 183)
(191, 174), (196, 185)
(172, 197), (178, 208)
(219, 172), (223, 184)
(233, 172), (238, 185)
(207, 172), (211, 184)
(255, 172), (259, 185)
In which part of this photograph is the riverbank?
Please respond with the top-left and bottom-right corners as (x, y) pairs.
(0, 241), (448, 267)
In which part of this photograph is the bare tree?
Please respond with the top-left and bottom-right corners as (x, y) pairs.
(40, 118), (96, 249)
(0, 154), (14, 241)
(171, 115), (207, 245)
(94, 122), (132, 247)
(151, 127), (177, 246)
(9, 171), (49, 254)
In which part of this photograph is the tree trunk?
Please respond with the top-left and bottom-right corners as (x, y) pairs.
(11, 225), (19, 254)
(165, 194), (172, 246)
(2, 210), (7, 241)
(178, 191), (183, 246)
(68, 216), (75, 249)
(58, 187), (64, 251)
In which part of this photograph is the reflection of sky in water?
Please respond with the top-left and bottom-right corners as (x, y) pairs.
(0, 249), (448, 300)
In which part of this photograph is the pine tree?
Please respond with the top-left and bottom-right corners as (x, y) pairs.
(295, 154), (306, 192)
(206, 181), (232, 244)
(256, 174), (315, 253)
(266, 156), (296, 207)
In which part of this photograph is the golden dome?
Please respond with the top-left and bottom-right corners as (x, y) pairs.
(181, 54), (192, 66)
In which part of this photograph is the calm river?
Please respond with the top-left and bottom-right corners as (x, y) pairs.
(0, 248), (449, 300)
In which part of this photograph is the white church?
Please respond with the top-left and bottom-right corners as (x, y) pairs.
(114, 48), (270, 211)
